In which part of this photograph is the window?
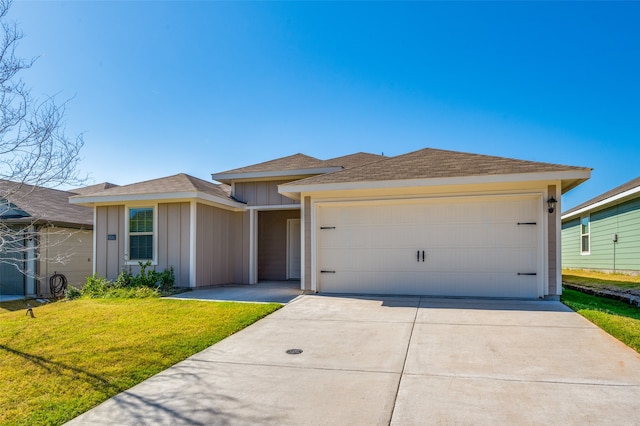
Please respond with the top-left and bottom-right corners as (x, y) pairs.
(580, 215), (590, 254)
(128, 207), (154, 261)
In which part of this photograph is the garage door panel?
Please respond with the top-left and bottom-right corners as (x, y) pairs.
(424, 248), (536, 272)
(320, 271), (538, 298)
(321, 247), (535, 274)
(320, 248), (420, 271)
(317, 196), (541, 298)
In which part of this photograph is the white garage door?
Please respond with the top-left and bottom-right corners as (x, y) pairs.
(316, 196), (541, 298)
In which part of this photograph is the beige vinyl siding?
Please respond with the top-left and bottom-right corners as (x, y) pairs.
(157, 203), (191, 286)
(258, 210), (301, 280)
(196, 203), (240, 286)
(39, 228), (93, 293)
(95, 205), (125, 280)
(234, 180), (298, 206)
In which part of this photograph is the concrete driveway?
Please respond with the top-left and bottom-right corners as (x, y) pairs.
(68, 295), (640, 425)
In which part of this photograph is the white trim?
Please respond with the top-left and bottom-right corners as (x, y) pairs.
(248, 204), (301, 211)
(212, 167), (342, 183)
(189, 201), (197, 288)
(70, 191), (246, 212)
(580, 214), (591, 255)
(92, 207), (97, 275)
(124, 204), (158, 266)
(279, 170), (591, 199)
(562, 185), (640, 220)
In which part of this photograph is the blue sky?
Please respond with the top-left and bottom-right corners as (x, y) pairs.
(9, 1), (640, 210)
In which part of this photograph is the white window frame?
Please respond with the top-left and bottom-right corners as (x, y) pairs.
(125, 204), (158, 265)
(580, 214), (590, 255)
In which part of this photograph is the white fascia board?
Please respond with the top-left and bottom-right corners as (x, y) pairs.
(279, 170), (591, 197)
(70, 191), (247, 212)
(211, 167), (342, 183)
(561, 185), (640, 221)
(247, 204), (301, 211)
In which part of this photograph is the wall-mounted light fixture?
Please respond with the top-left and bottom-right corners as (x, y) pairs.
(547, 196), (557, 214)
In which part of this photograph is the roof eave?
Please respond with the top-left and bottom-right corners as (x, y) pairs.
(70, 191), (247, 212)
(561, 184), (640, 221)
(1, 218), (93, 229)
(279, 169), (591, 196)
(211, 167), (343, 184)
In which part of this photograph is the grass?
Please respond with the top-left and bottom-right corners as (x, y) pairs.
(562, 269), (640, 294)
(0, 297), (280, 425)
(0, 298), (50, 314)
(561, 288), (640, 353)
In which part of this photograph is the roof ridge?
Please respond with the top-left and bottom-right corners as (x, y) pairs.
(281, 146), (590, 188)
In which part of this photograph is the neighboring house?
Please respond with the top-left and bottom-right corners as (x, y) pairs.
(562, 176), (640, 274)
(0, 180), (94, 298)
(70, 147), (590, 299)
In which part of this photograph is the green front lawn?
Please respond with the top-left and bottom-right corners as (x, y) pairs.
(0, 298), (280, 425)
(561, 288), (640, 353)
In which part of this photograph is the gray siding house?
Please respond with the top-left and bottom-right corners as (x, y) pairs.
(71, 147), (591, 299)
(562, 176), (640, 273)
(0, 180), (94, 298)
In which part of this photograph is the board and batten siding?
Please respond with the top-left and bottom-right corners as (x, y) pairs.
(95, 205), (125, 280)
(39, 228), (93, 293)
(234, 180), (299, 206)
(196, 203), (245, 286)
(258, 209), (300, 280)
(562, 197), (640, 271)
(96, 203), (193, 284)
(157, 203), (191, 286)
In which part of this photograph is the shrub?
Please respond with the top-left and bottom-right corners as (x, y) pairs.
(82, 274), (114, 298)
(77, 263), (176, 299)
(157, 267), (175, 291)
(65, 286), (82, 300)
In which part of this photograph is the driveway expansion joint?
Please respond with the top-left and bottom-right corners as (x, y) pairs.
(388, 300), (420, 424)
(401, 372), (640, 388)
(186, 357), (402, 375)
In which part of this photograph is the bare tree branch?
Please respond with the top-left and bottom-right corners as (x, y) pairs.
(0, 0), (87, 293)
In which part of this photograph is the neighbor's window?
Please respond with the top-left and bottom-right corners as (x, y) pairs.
(580, 215), (590, 254)
(129, 207), (154, 261)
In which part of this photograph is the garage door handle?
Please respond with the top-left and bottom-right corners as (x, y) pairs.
(517, 272), (537, 276)
(320, 270), (336, 274)
(417, 250), (421, 262)
(422, 250), (425, 262)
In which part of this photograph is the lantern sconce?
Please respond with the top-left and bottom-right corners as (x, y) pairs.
(547, 196), (557, 214)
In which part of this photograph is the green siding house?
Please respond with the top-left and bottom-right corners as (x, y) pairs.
(562, 176), (640, 273)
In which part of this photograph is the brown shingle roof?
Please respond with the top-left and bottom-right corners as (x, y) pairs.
(283, 147), (590, 186)
(215, 153), (327, 174)
(71, 173), (231, 199)
(323, 152), (385, 169)
(562, 176), (640, 216)
(70, 182), (119, 195)
(0, 180), (92, 227)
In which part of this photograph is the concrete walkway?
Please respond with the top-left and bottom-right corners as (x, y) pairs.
(165, 281), (304, 304)
(68, 295), (640, 425)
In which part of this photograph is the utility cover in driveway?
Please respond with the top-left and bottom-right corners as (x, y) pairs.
(317, 195), (541, 297)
